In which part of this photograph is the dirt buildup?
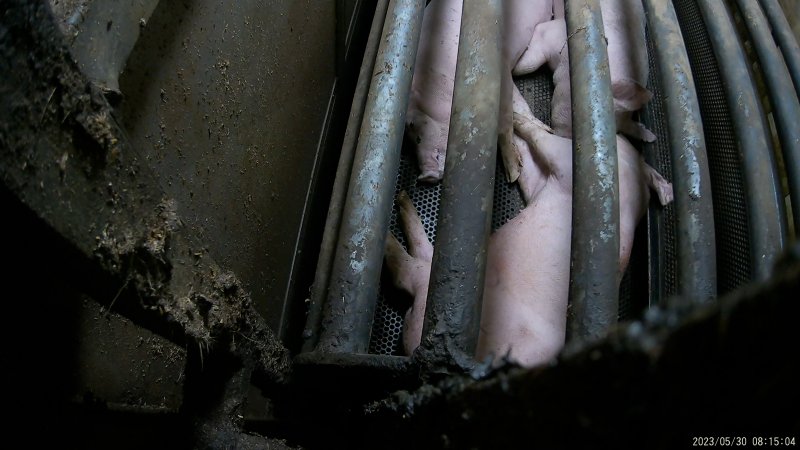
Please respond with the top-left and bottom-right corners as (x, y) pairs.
(0, 0), (290, 384)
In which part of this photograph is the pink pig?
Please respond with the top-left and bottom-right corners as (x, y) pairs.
(406, 0), (554, 183)
(385, 97), (672, 367)
(513, 0), (656, 142)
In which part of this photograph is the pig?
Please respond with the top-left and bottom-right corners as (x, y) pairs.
(512, 110), (674, 278)
(406, 0), (554, 183)
(512, 0), (656, 142)
(384, 187), (570, 365)
(498, 0), (555, 183)
(384, 106), (673, 367)
(384, 191), (434, 355)
(405, 0), (463, 183)
(481, 109), (671, 366)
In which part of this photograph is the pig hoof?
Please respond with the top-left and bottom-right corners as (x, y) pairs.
(417, 170), (443, 183)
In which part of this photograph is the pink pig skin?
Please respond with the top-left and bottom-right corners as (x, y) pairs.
(384, 113), (673, 368)
(406, 0), (554, 183)
(514, 0), (656, 142)
(498, 0), (554, 183)
(405, 0), (464, 183)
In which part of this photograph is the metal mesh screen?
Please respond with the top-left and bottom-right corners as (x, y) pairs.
(673, 0), (753, 294)
(641, 26), (678, 306)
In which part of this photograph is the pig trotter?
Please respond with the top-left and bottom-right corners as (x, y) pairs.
(406, 111), (447, 183)
(499, 129), (523, 183)
(644, 163), (674, 206)
(384, 191), (432, 355)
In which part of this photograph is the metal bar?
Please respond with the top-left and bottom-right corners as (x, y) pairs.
(737, 0), (800, 238)
(696, 0), (787, 280)
(642, 0), (717, 305)
(316, 0), (425, 354)
(565, 0), (620, 341)
(758, 0), (800, 94)
(416, 0), (503, 370)
(302, 0), (390, 354)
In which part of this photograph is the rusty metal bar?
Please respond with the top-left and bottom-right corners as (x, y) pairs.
(302, 0), (390, 353)
(758, 0), (800, 93)
(316, 0), (425, 354)
(417, 0), (503, 370)
(565, 0), (620, 342)
(696, 0), (787, 280)
(735, 0), (800, 238)
(642, 0), (717, 305)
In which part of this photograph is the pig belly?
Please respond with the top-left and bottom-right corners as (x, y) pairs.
(478, 185), (572, 367)
(406, 0), (463, 182)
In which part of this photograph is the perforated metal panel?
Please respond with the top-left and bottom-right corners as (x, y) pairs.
(642, 27), (678, 304)
(673, 0), (753, 294)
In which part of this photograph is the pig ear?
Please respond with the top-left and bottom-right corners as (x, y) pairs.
(612, 79), (653, 112)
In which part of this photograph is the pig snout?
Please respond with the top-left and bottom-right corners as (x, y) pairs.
(417, 145), (445, 183)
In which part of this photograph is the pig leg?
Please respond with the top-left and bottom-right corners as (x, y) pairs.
(514, 112), (572, 193)
(512, 85), (553, 204)
(616, 136), (674, 281)
(383, 191), (432, 355)
(511, 19), (566, 148)
(616, 115), (657, 143)
(499, 73), (523, 183)
(499, 0), (555, 183)
(611, 79), (656, 142)
(512, 19), (566, 76)
(644, 162), (674, 206)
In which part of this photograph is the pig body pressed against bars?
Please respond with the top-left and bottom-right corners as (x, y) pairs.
(387, 0), (673, 367)
(405, 0), (553, 183)
(405, 0), (463, 183)
(513, 0), (656, 142)
(385, 114), (673, 367)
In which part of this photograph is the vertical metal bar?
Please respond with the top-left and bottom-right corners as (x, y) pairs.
(417, 0), (503, 370)
(696, 0), (787, 280)
(736, 0), (800, 238)
(642, 0), (717, 305)
(302, 0), (390, 354)
(565, 0), (620, 342)
(316, 0), (425, 354)
(758, 0), (800, 93)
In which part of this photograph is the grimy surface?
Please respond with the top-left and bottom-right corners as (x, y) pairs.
(0, 0), (290, 385)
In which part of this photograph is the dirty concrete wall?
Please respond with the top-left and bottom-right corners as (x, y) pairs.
(118, 0), (338, 338)
(31, 0), (363, 414)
